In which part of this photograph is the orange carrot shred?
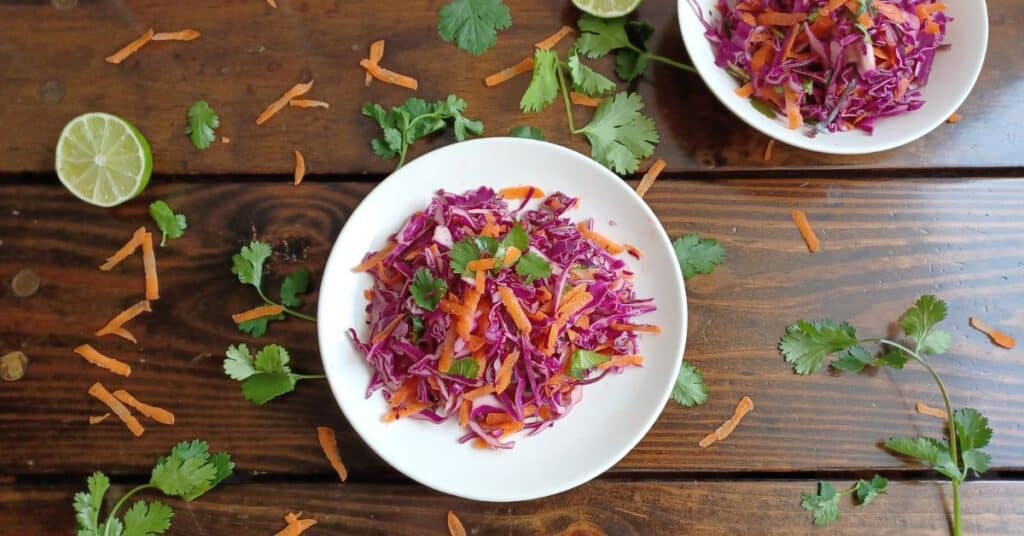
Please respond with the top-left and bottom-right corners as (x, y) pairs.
(448, 510), (468, 536)
(790, 209), (820, 253)
(440, 299), (470, 316)
(873, 1), (906, 23)
(141, 232), (159, 300)
(467, 258), (498, 272)
(820, 0), (846, 15)
(947, 113), (962, 124)
(366, 40), (385, 86)
(89, 413), (111, 425)
(570, 92), (603, 107)
(372, 315), (406, 346)
(359, 59), (418, 90)
(88, 382), (144, 437)
(458, 289), (481, 341)
(751, 42), (774, 74)
(635, 158), (666, 199)
(75, 344), (131, 377)
(363, 289), (374, 301)
(699, 396), (754, 448)
(275, 512), (318, 536)
(151, 29), (201, 41)
(316, 426), (348, 482)
(498, 287), (532, 334)
(113, 389), (175, 425)
(100, 227), (147, 271)
(257, 80), (315, 125)
(464, 385), (495, 401)
(96, 300), (151, 341)
(923, 19), (940, 34)
(289, 99), (330, 109)
(916, 401), (948, 420)
(916, 2), (946, 20)
(352, 242), (396, 272)
(783, 85), (803, 130)
(597, 355), (644, 370)
(757, 11), (807, 27)
(969, 317), (1016, 349)
(535, 25), (574, 50)
(474, 268), (486, 293)
(763, 139), (776, 161)
(266, 0), (277, 7)
(438, 327), (456, 373)
(232, 304), (284, 325)
(484, 56), (535, 87)
(577, 223), (626, 255)
(609, 323), (661, 333)
(458, 400), (472, 428)
(293, 149), (306, 186)
(498, 186), (545, 200)
(502, 246), (522, 266)
(106, 29), (154, 64)
(495, 351), (520, 394)
(389, 380), (418, 408)
(735, 82), (754, 98)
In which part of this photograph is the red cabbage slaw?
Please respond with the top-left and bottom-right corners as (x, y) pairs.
(689, 0), (951, 135)
(349, 187), (658, 449)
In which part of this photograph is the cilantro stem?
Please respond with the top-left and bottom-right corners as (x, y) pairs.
(104, 483), (154, 536)
(256, 289), (316, 322)
(623, 43), (697, 75)
(555, 63), (577, 134)
(294, 373), (327, 380)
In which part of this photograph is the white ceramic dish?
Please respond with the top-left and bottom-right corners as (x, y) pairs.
(678, 0), (988, 154)
(317, 138), (687, 502)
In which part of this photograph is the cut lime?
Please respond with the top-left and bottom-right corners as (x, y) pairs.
(572, 0), (643, 17)
(55, 112), (152, 207)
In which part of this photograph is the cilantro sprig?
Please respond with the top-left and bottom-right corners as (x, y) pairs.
(671, 362), (708, 407)
(673, 234), (726, 280)
(185, 100), (219, 150)
(575, 14), (696, 81)
(148, 200), (187, 247)
(801, 475), (888, 526)
(779, 295), (992, 533)
(450, 222), (551, 285)
(224, 343), (325, 405)
(73, 440), (233, 536)
(437, 0), (511, 56)
(231, 240), (315, 337)
(363, 95), (484, 169)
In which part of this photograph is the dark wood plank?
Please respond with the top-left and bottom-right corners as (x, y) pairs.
(3, 480), (1022, 534)
(2, 179), (1022, 478)
(0, 0), (1020, 175)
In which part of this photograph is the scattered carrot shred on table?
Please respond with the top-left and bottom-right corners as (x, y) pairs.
(969, 316), (1016, 349)
(316, 426), (348, 482)
(635, 158), (666, 199)
(484, 56), (534, 87)
(535, 25), (574, 50)
(232, 304), (284, 324)
(365, 40), (385, 86)
(275, 512), (317, 536)
(100, 227), (147, 271)
(293, 149), (306, 186)
(359, 59), (418, 90)
(763, 139), (775, 161)
(151, 29), (201, 41)
(699, 396), (754, 448)
(289, 99), (330, 109)
(570, 91), (602, 107)
(74, 344), (132, 377)
(256, 80), (315, 125)
(447, 510), (467, 536)
(916, 401), (948, 420)
(498, 186), (545, 200)
(88, 382), (144, 437)
(947, 112), (962, 124)
(105, 28), (154, 64)
(96, 300), (151, 342)
(113, 389), (175, 425)
(790, 209), (820, 253)
(88, 413), (111, 425)
(266, 0), (277, 8)
(221, 136), (231, 144)
(141, 231), (160, 300)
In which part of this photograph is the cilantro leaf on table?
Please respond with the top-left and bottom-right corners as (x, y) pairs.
(830, 346), (874, 372)
(231, 241), (316, 335)
(569, 349), (610, 379)
(577, 92), (659, 174)
(567, 51), (615, 97)
(148, 201), (187, 247)
(122, 500), (173, 536)
(801, 481), (840, 526)
(185, 100), (219, 150)
(74, 471), (110, 534)
(509, 125), (545, 140)
(437, 0), (511, 56)
(223, 344), (325, 405)
(899, 295), (952, 355)
(279, 267), (311, 308)
(885, 436), (961, 480)
(854, 475), (888, 506)
(615, 21), (654, 81)
(410, 268), (448, 311)
(363, 96), (484, 169)
(516, 252), (552, 284)
(520, 49), (560, 113)
(150, 440), (234, 501)
(954, 408), (993, 476)
(575, 14), (632, 59)
(232, 241), (273, 290)
(671, 362), (708, 407)
(779, 320), (861, 375)
(446, 358), (479, 379)
(575, 15), (694, 81)
(223, 344), (258, 380)
(672, 234), (725, 280)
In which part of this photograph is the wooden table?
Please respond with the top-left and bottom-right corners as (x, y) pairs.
(2, 1), (1023, 534)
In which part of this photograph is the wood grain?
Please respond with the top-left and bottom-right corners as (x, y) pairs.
(2, 179), (1022, 478)
(0, 0), (1020, 175)
(2, 480), (1022, 535)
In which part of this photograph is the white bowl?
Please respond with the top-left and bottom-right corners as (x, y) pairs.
(317, 138), (687, 501)
(678, 0), (988, 154)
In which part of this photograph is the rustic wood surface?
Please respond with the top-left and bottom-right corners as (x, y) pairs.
(0, 0), (1020, 175)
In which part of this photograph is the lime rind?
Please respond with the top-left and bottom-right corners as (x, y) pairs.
(55, 112), (152, 207)
(572, 0), (643, 18)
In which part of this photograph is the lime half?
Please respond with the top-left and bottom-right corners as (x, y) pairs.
(55, 112), (152, 207)
(572, 0), (643, 17)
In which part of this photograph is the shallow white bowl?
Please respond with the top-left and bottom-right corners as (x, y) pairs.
(317, 138), (687, 501)
(678, 0), (988, 154)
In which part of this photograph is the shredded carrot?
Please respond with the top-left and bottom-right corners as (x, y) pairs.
(440, 299), (470, 316)
(597, 355), (644, 370)
(316, 426), (348, 482)
(923, 19), (940, 34)
(89, 413), (111, 425)
(232, 304), (284, 324)
(969, 317), (1016, 349)
(916, 2), (946, 20)
(916, 401), (948, 420)
(499, 421), (525, 437)
(574, 315), (591, 330)
(372, 315), (406, 346)
(480, 222), (503, 238)
(947, 113), (962, 124)
(474, 268), (486, 293)
(100, 227), (147, 271)
(577, 223), (626, 255)
(498, 186), (545, 200)
(275, 512), (318, 536)
(141, 232), (159, 300)
(88, 382), (144, 437)
(256, 80), (314, 125)
(464, 385), (495, 401)
(438, 327), (456, 373)
(872, 1), (906, 23)
(471, 438), (491, 449)
(570, 92), (603, 107)
(820, 0), (846, 15)
(106, 28), (154, 64)
(557, 291), (594, 322)
(635, 158), (666, 199)
(457, 289), (481, 341)
(292, 149), (306, 186)
(365, 40), (385, 86)
(289, 99), (329, 109)
(359, 59), (418, 90)
(782, 85), (803, 130)
(74, 344), (131, 377)
(385, 400), (429, 421)
(352, 242), (396, 272)
(494, 351), (520, 394)
(458, 400), (472, 427)
(535, 25), (574, 50)
(734, 82), (754, 98)
(790, 209), (820, 253)
(266, 0), (277, 7)
(502, 246), (522, 266)
(757, 11), (807, 27)
(448, 510), (468, 536)
(751, 42), (773, 76)
(484, 56), (535, 87)
(363, 289), (373, 301)
(609, 323), (661, 334)
(112, 389), (175, 425)
(498, 287), (532, 334)
(699, 396), (754, 448)
(779, 24), (799, 59)
(151, 29), (201, 41)
(763, 139), (776, 161)
(96, 300), (151, 341)
(484, 412), (514, 426)
(389, 379), (418, 408)
(467, 258), (498, 272)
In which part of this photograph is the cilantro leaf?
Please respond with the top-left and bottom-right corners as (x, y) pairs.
(225, 344), (323, 405)
(954, 408), (992, 453)
(516, 252), (552, 284)
(254, 344), (290, 374)
(672, 234), (726, 280)
(410, 317), (425, 343)
(779, 320), (860, 374)
(520, 49), (560, 113)
(961, 449), (991, 477)
(148, 201), (187, 247)
(831, 346), (874, 372)
(237, 314), (281, 338)
(122, 500), (173, 536)
(495, 222), (529, 264)
(615, 21), (654, 81)
(363, 96), (484, 169)
(671, 362), (708, 407)
(885, 436), (961, 480)
(410, 268), (448, 311)
(279, 267), (310, 308)
(578, 92), (659, 174)
(437, 0), (511, 56)
(74, 471), (110, 534)
(899, 295), (952, 355)
(875, 347), (907, 369)
(241, 373), (298, 406)
(854, 475), (888, 506)
(575, 14), (631, 59)
(568, 51), (615, 97)
(750, 98), (778, 119)
(450, 238), (482, 277)
(223, 344), (258, 381)
(509, 125), (545, 140)
(185, 100), (219, 150)
(801, 481), (840, 526)
(446, 358), (479, 379)
(231, 241), (272, 290)
(569, 349), (610, 379)
(150, 440), (235, 502)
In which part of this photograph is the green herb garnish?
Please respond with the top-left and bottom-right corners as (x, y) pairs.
(224, 344), (325, 405)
